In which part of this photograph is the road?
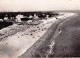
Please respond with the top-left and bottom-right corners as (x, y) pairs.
(52, 13), (80, 57)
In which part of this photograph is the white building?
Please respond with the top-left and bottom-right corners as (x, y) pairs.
(16, 15), (24, 22)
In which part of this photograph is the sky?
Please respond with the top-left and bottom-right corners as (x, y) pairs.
(0, 0), (80, 12)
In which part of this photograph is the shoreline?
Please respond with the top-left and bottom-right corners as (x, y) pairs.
(0, 12), (76, 58)
(19, 13), (77, 58)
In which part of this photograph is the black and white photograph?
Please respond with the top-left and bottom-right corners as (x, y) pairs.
(0, 0), (80, 58)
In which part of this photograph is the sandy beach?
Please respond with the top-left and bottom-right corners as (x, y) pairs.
(0, 12), (76, 58)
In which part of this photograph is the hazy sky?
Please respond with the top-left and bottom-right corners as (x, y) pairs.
(0, 0), (80, 12)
